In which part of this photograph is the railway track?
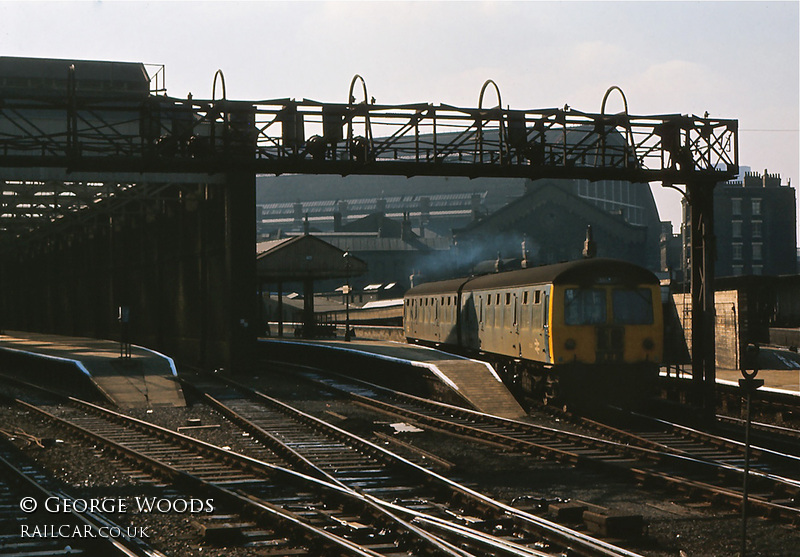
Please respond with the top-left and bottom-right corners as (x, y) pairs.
(574, 408), (800, 506)
(278, 364), (800, 525)
(181, 371), (646, 557)
(0, 436), (162, 557)
(715, 414), (800, 447)
(1, 374), (647, 557)
(3, 389), (475, 557)
(660, 376), (800, 427)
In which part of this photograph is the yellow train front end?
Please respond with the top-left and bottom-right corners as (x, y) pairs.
(547, 282), (663, 406)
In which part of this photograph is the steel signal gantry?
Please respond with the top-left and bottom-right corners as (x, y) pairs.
(0, 79), (738, 410)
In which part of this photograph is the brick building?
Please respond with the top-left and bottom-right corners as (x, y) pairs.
(680, 169), (797, 278)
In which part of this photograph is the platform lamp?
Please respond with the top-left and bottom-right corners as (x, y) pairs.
(343, 251), (352, 341)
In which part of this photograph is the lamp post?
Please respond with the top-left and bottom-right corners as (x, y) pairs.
(740, 343), (763, 557)
(343, 252), (351, 341)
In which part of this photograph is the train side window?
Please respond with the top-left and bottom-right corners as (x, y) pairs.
(506, 293), (511, 305)
(487, 293), (491, 305)
(512, 295), (518, 326)
(523, 291), (529, 305)
(534, 290), (541, 304)
(496, 293), (500, 305)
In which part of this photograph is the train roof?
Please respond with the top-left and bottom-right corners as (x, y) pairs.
(405, 276), (472, 296)
(406, 259), (658, 297)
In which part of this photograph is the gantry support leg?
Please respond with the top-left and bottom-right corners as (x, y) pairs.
(687, 180), (717, 413)
(224, 169), (258, 372)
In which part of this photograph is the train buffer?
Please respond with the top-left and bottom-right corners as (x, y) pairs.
(0, 331), (185, 408)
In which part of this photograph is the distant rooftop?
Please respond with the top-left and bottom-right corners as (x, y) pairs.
(0, 56), (151, 99)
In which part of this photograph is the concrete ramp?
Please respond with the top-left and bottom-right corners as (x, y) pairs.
(430, 358), (525, 419)
(0, 332), (185, 408)
(265, 339), (526, 419)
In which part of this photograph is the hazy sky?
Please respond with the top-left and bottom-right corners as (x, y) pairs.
(2, 1), (798, 229)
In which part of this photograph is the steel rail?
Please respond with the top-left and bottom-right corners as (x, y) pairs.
(12, 396), (474, 557)
(581, 408), (800, 487)
(282, 364), (800, 524)
(716, 414), (800, 442)
(0, 442), (164, 557)
(184, 376), (566, 556)
(196, 371), (646, 557)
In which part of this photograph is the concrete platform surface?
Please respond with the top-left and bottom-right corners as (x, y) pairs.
(716, 368), (800, 394)
(265, 338), (526, 419)
(0, 331), (185, 408)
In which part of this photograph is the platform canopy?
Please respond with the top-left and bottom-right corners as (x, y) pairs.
(256, 234), (367, 281)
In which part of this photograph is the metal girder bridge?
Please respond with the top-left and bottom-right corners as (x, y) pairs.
(0, 85), (737, 179)
(0, 76), (738, 409)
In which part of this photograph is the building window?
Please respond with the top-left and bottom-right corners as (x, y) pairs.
(732, 265), (743, 276)
(732, 220), (742, 238)
(752, 221), (762, 239)
(752, 198), (762, 216)
(731, 198), (742, 216)
(752, 243), (762, 261)
(732, 243), (743, 260)
(753, 265), (763, 275)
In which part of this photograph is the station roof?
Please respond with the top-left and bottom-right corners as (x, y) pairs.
(256, 234), (367, 281)
(0, 56), (150, 99)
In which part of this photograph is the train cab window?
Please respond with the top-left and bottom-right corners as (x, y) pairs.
(612, 288), (654, 325)
(564, 288), (606, 325)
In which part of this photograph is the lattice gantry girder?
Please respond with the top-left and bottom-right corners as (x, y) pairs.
(0, 95), (738, 183)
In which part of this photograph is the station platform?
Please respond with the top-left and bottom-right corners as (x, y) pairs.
(0, 331), (185, 408)
(260, 338), (526, 419)
(717, 369), (800, 394)
(664, 346), (800, 396)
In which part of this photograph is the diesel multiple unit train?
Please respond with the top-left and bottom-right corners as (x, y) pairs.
(404, 258), (664, 405)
